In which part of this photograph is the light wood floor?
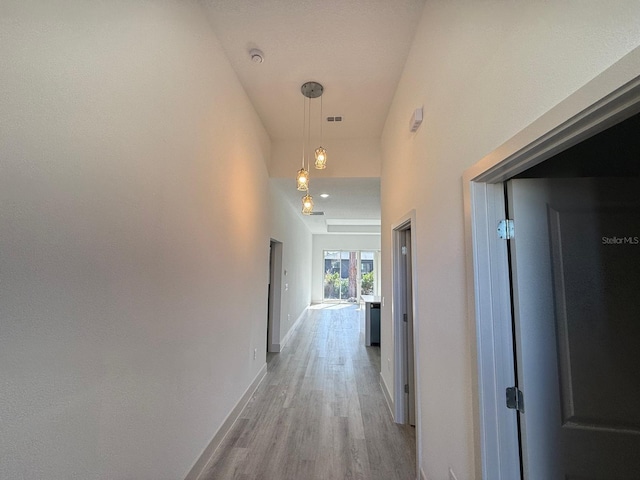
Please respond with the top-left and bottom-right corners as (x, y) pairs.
(199, 304), (416, 480)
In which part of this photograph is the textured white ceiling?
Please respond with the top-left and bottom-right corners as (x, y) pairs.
(202, 0), (425, 232)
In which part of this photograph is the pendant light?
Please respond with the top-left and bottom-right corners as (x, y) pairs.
(296, 92), (309, 191)
(296, 81), (325, 214)
(301, 193), (314, 215)
(314, 95), (327, 169)
(314, 146), (327, 169)
(296, 167), (309, 191)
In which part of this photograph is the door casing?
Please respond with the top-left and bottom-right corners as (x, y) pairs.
(393, 218), (416, 425)
(463, 53), (640, 479)
(268, 240), (283, 353)
(392, 210), (421, 476)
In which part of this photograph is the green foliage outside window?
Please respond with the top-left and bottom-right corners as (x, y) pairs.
(323, 271), (351, 299)
(324, 270), (375, 298)
(324, 271), (341, 299)
(361, 271), (374, 295)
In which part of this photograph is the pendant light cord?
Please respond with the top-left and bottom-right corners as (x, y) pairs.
(307, 96), (312, 172)
(320, 95), (323, 145)
(301, 95), (306, 168)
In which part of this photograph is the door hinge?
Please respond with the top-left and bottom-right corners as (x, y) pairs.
(506, 386), (524, 413)
(401, 246), (408, 255)
(497, 219), (514, 240)
(403, 313), (408, 323)
(404, 384), (409, 394)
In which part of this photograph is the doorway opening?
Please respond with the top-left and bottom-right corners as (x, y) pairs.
(393, 215), (417, 427)
(268, 240), (283, 353)
(464, 66), (640, 479)
(504, 112), (640, 478)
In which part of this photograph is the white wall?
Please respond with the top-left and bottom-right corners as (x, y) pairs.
(0, 2), (273, 478)
(311, 234), (381, 303)
(380, 2), (640, 479)
(270, 138), (381, 178)
(269, 183), (313, 344)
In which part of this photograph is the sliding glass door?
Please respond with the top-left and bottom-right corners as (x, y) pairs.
(323, 250), (380, 302)
(323, 251), (353, 301)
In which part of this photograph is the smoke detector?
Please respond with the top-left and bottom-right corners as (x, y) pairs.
(249, 49), (264, 64)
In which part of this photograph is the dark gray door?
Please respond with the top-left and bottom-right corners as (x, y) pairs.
(507, 177), (640, 479)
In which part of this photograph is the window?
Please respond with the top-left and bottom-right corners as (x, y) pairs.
(322, 250), (379, 302)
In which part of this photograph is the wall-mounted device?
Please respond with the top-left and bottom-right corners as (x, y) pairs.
(410, 107), (423, 132)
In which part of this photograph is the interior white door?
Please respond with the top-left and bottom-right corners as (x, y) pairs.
(507, 177), (640, 479)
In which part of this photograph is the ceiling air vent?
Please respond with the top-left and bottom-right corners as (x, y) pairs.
(309, 211), (325, 215)
(326, 116), (343, 122)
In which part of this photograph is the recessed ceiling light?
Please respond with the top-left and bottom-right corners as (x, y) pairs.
(320, 193), (329, 198)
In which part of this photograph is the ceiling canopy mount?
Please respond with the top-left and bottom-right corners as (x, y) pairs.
(301, 81), (324, 99)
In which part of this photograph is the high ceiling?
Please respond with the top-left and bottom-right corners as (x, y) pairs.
(271, 177), (382, 235)
(202, 0), (426, 234)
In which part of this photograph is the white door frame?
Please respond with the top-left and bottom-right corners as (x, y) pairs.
(392, 215), (415, 424)
(392, 210), (421, 478)
(268, 240), (283, 353)
(463, 52), (640, 479)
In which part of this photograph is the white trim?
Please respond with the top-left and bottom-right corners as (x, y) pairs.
(392, 213), (411, 424)
(463, 181), (519, 480)
(419, 466), (428, 480)
(391, 209), (421, 479)
(463, 47), (640, 480)
(279, 307), (308, 351)
(379, 371), (394, 417)
(185, 363), (268, 480)
(268, 240), (283, 353)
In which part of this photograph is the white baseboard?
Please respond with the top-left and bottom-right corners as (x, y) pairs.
(184, 363), (268, 480)
(269, 307), (308, 353)
(280, 307), (307, 350)
(379, 372), (395, 419)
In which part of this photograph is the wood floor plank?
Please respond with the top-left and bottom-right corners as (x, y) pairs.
(200, 304), (416, 480)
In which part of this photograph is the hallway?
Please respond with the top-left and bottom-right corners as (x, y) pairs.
(200, 304), (416, 480)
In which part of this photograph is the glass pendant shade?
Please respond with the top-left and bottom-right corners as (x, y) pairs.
(301, 194), (314, 215)
(314, 147), (327, 169)
(296, 167), (309, 191)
